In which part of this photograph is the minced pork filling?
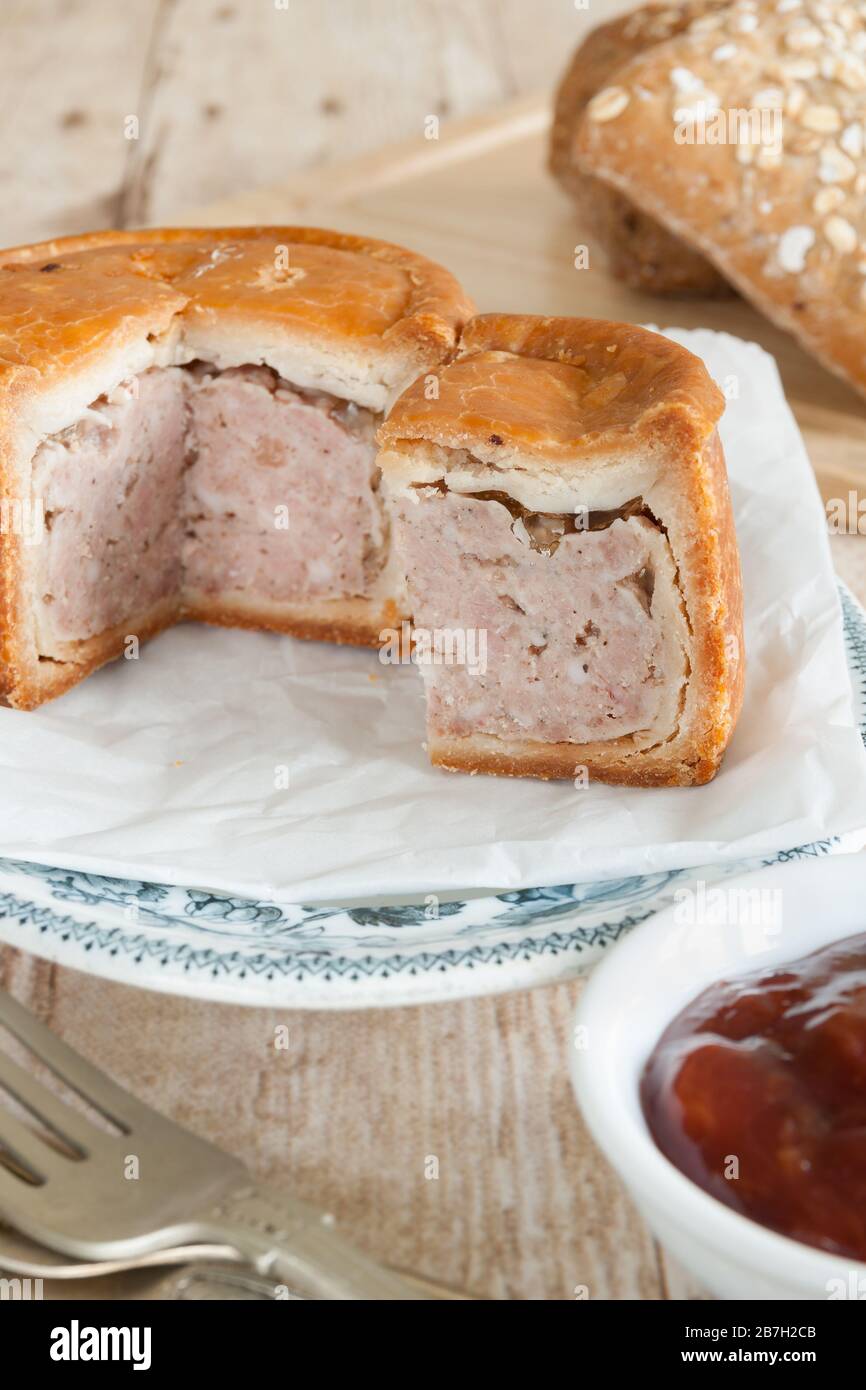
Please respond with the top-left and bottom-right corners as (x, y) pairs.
(391, 486), (689, 746)
(31, 364), (385, 650)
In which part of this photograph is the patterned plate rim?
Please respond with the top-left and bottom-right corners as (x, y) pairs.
(0, 582), (863, 1009)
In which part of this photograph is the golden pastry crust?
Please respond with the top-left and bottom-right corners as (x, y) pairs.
(550, 2), (734, 297)
(574, 0), (866, 400)
(379, 314), (744, 786)
(4, 595), (405, 712)
(6, 599), (179, 710)
(182, 593), (402, 650)
(379, 312), (727, 460)
(0, 225), (474, 402)
(0, 226), (473, 709)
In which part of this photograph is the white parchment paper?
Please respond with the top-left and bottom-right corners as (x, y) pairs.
(2, 328), (865, 904)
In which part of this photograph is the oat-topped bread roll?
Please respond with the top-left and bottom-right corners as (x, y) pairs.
(550, 1), (733, 297)
(378, 315), (744, 787)
(575, 0), (866, 398)
(0, 226), (472, 709)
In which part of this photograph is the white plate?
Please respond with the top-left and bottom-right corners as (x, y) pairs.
(0, 584), (863, 1009)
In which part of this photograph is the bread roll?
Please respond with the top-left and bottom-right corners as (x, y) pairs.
(550, 2), (734, 297)
(574, 0), (866, 398)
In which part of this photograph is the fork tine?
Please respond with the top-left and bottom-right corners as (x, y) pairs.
(0, 1152), (76, 1235)
(0, 1104), (75, 1185)
(0, 1048), (94, 1155)
(0, 991), (146, 1133)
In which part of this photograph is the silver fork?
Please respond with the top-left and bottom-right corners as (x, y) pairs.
(0, 990), (425, 1299)
(0, 1223), (475, 1298)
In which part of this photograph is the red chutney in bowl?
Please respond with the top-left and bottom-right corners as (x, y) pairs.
(641, 934), (866, 1262)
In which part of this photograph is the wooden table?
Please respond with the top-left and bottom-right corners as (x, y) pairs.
(3, 96), (866, 1303)
(0, 0), (615, 249)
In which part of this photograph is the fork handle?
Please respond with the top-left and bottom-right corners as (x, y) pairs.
(189, 1184), (428, 1300)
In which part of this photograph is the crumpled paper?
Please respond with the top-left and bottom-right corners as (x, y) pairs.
(2, 328), (865, 905)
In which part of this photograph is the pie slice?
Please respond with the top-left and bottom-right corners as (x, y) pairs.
(0, 226), (472, 708)
(378, 313), (744, 786)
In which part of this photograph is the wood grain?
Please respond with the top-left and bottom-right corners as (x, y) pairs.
(0, 954), (663, 1301)
(0, 0), (615, 246)
(0, 0), (162, 246)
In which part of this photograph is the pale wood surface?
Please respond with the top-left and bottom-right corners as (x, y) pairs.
(2, 9), (866, 1303)
(0, 0), (626, 248)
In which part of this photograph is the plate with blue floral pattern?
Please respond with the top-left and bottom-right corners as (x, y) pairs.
(0, 585), (864, 1010)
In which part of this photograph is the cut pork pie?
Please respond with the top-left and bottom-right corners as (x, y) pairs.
(378, 315), (744, 786)
(0, 226), (472, 708)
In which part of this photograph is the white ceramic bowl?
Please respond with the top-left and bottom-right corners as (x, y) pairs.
(570, 853), (866, 1300)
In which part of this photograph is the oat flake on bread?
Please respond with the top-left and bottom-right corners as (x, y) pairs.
(574, 0), (866, 397)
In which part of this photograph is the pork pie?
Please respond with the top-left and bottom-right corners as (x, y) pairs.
(0, 226), (472, 708)
(378, 314), (744, 786)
